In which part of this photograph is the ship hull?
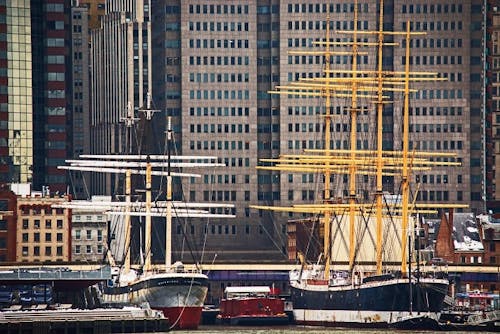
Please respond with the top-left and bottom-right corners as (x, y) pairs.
(291, 278), (448, 328)
(101, 272), (208, 329)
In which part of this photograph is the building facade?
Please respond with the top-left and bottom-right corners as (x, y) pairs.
(0, 0), (33, 186)
(71, 197), (108, 263)
(487, 1), (500, 212)
(15, 187), (71, 262)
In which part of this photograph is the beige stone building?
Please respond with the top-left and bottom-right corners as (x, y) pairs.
(15, 190), (71, 263)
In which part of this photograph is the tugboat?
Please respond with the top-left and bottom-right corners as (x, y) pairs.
(217, 286), (289, 326)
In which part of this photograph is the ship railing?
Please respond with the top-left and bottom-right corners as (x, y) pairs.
(466, 310), (500, 325)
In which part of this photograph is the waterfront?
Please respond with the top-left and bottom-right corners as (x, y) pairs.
(175, 326), (497, 334)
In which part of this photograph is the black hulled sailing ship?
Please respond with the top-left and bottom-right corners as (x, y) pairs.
(59, 106), (235, 329)
(251, 0), (466, 328)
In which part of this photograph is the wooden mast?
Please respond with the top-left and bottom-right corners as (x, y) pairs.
(165, 116), (173, 269)
(375, 0), (385, 275)
(323, 14), (332, 280)
(400, 22), (412, 276)
(348, 0), (359, 270)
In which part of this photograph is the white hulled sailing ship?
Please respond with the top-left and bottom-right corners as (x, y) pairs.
(251, 0), (466, 328)
(59, 114), (234, 329)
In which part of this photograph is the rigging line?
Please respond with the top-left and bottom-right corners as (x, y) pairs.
(352, 198), (377, 265)
(199, 163), (217, 265)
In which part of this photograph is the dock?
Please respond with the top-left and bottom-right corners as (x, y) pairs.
(0, 307), (170, 333)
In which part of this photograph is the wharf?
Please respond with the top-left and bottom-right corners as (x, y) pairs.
(0, 307), (170, 333)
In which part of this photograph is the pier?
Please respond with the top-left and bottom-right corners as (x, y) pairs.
(0, 308), (169, 334)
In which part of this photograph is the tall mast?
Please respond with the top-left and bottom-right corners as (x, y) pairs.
(375, 0), (385, 275)
(165, 116), (173, 269)
(348, 0), (360, 270)
(142, 92), (158, 273)
(400, 23), (412, 276)
(120, 101), (138, 274)
(323, 14), (332, 279)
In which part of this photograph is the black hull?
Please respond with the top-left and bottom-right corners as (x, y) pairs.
(291, 279), (448, 312)
(103, 275), (208, 295)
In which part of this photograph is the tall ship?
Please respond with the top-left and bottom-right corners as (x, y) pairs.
(251, 0), (466, 328)
(59, 112), (234, 329)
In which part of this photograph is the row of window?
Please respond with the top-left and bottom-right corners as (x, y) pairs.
(22, 232), (63, 243)
(190, 107), (250, 117)
(410, 124), (463, 133)
(177, 224), (270, 236)
(410, 107), (463, 116)
(288, 20), (369, 31)
(413, 89), (463, 100)
(22, 219), (63, 229)
(188, 70), (249, 81)
(189, 56), (250, 66)
(414, 190), (452, 201)
(406, 55), (463, 66)
(189, 39), (249, 49)
(190, 141), (250, 151)
(188, 21), (249, 32)
(416, 174), (459, 185)
(201, 174), (250, 185)
(190, 124), (250, 134)
(75, 245), (103, 254)
(409, 140), (464, 151)
(403, 20), (463, 32)
(287, 3), (369, 14)
(188, 4), (249, 15)
(288, 122), (370, 133)
(74, 229), (103, 241)
(21, 246), (63, 257)
(407, 38), (463, 49)
(189, 90), (250, 100)
(401, 4), (462, 14)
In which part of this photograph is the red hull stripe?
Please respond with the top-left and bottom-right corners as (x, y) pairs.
(158, 306), (202, 330)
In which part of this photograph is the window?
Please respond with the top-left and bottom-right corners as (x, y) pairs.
(97, 245), (103, 254)
(86, 245), (91, 254)
(56, 246), (63, 256)
(45, 233), (51, 242)
(22, 247), (28, 256)
(22, 219), (29, 229)
(75, 230), (81, 240)
(34, 246), (40, 256)
(57, 233), (63, 242)
(86, 230), (92, 240)
(45, 247), (52, 256)
(57, 220), (63, 229)
(45, 220), (52, 228)
(34, 220), (40, 229)
(22, 233), (28, 242)
(75, 245), (80, 254)
(97, 230), (103, 242)
(34, 233), (40, 242)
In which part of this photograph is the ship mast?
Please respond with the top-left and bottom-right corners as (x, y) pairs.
(374, 0), (385, 275)
(121, 101), (138, 275)
(165, 116), (173, 269)
(142, 92), (159, 273)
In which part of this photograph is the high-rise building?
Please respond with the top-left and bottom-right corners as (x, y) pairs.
(85, 1), (491, 261)
(487, 1), (500, 212)
(0, 0), (33, 186)
(90, 0), (155, 195)
(31, 0), (73, 193)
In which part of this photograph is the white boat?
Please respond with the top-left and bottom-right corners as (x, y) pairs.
(59, 113), (234, 329)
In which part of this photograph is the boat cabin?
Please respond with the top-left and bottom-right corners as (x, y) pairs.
(224, 286), (272, 299)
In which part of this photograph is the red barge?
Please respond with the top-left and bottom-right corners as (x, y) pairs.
(217, 286), (289, 326)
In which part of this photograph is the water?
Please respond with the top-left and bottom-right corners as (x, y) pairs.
(173, 325), (494, 334)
